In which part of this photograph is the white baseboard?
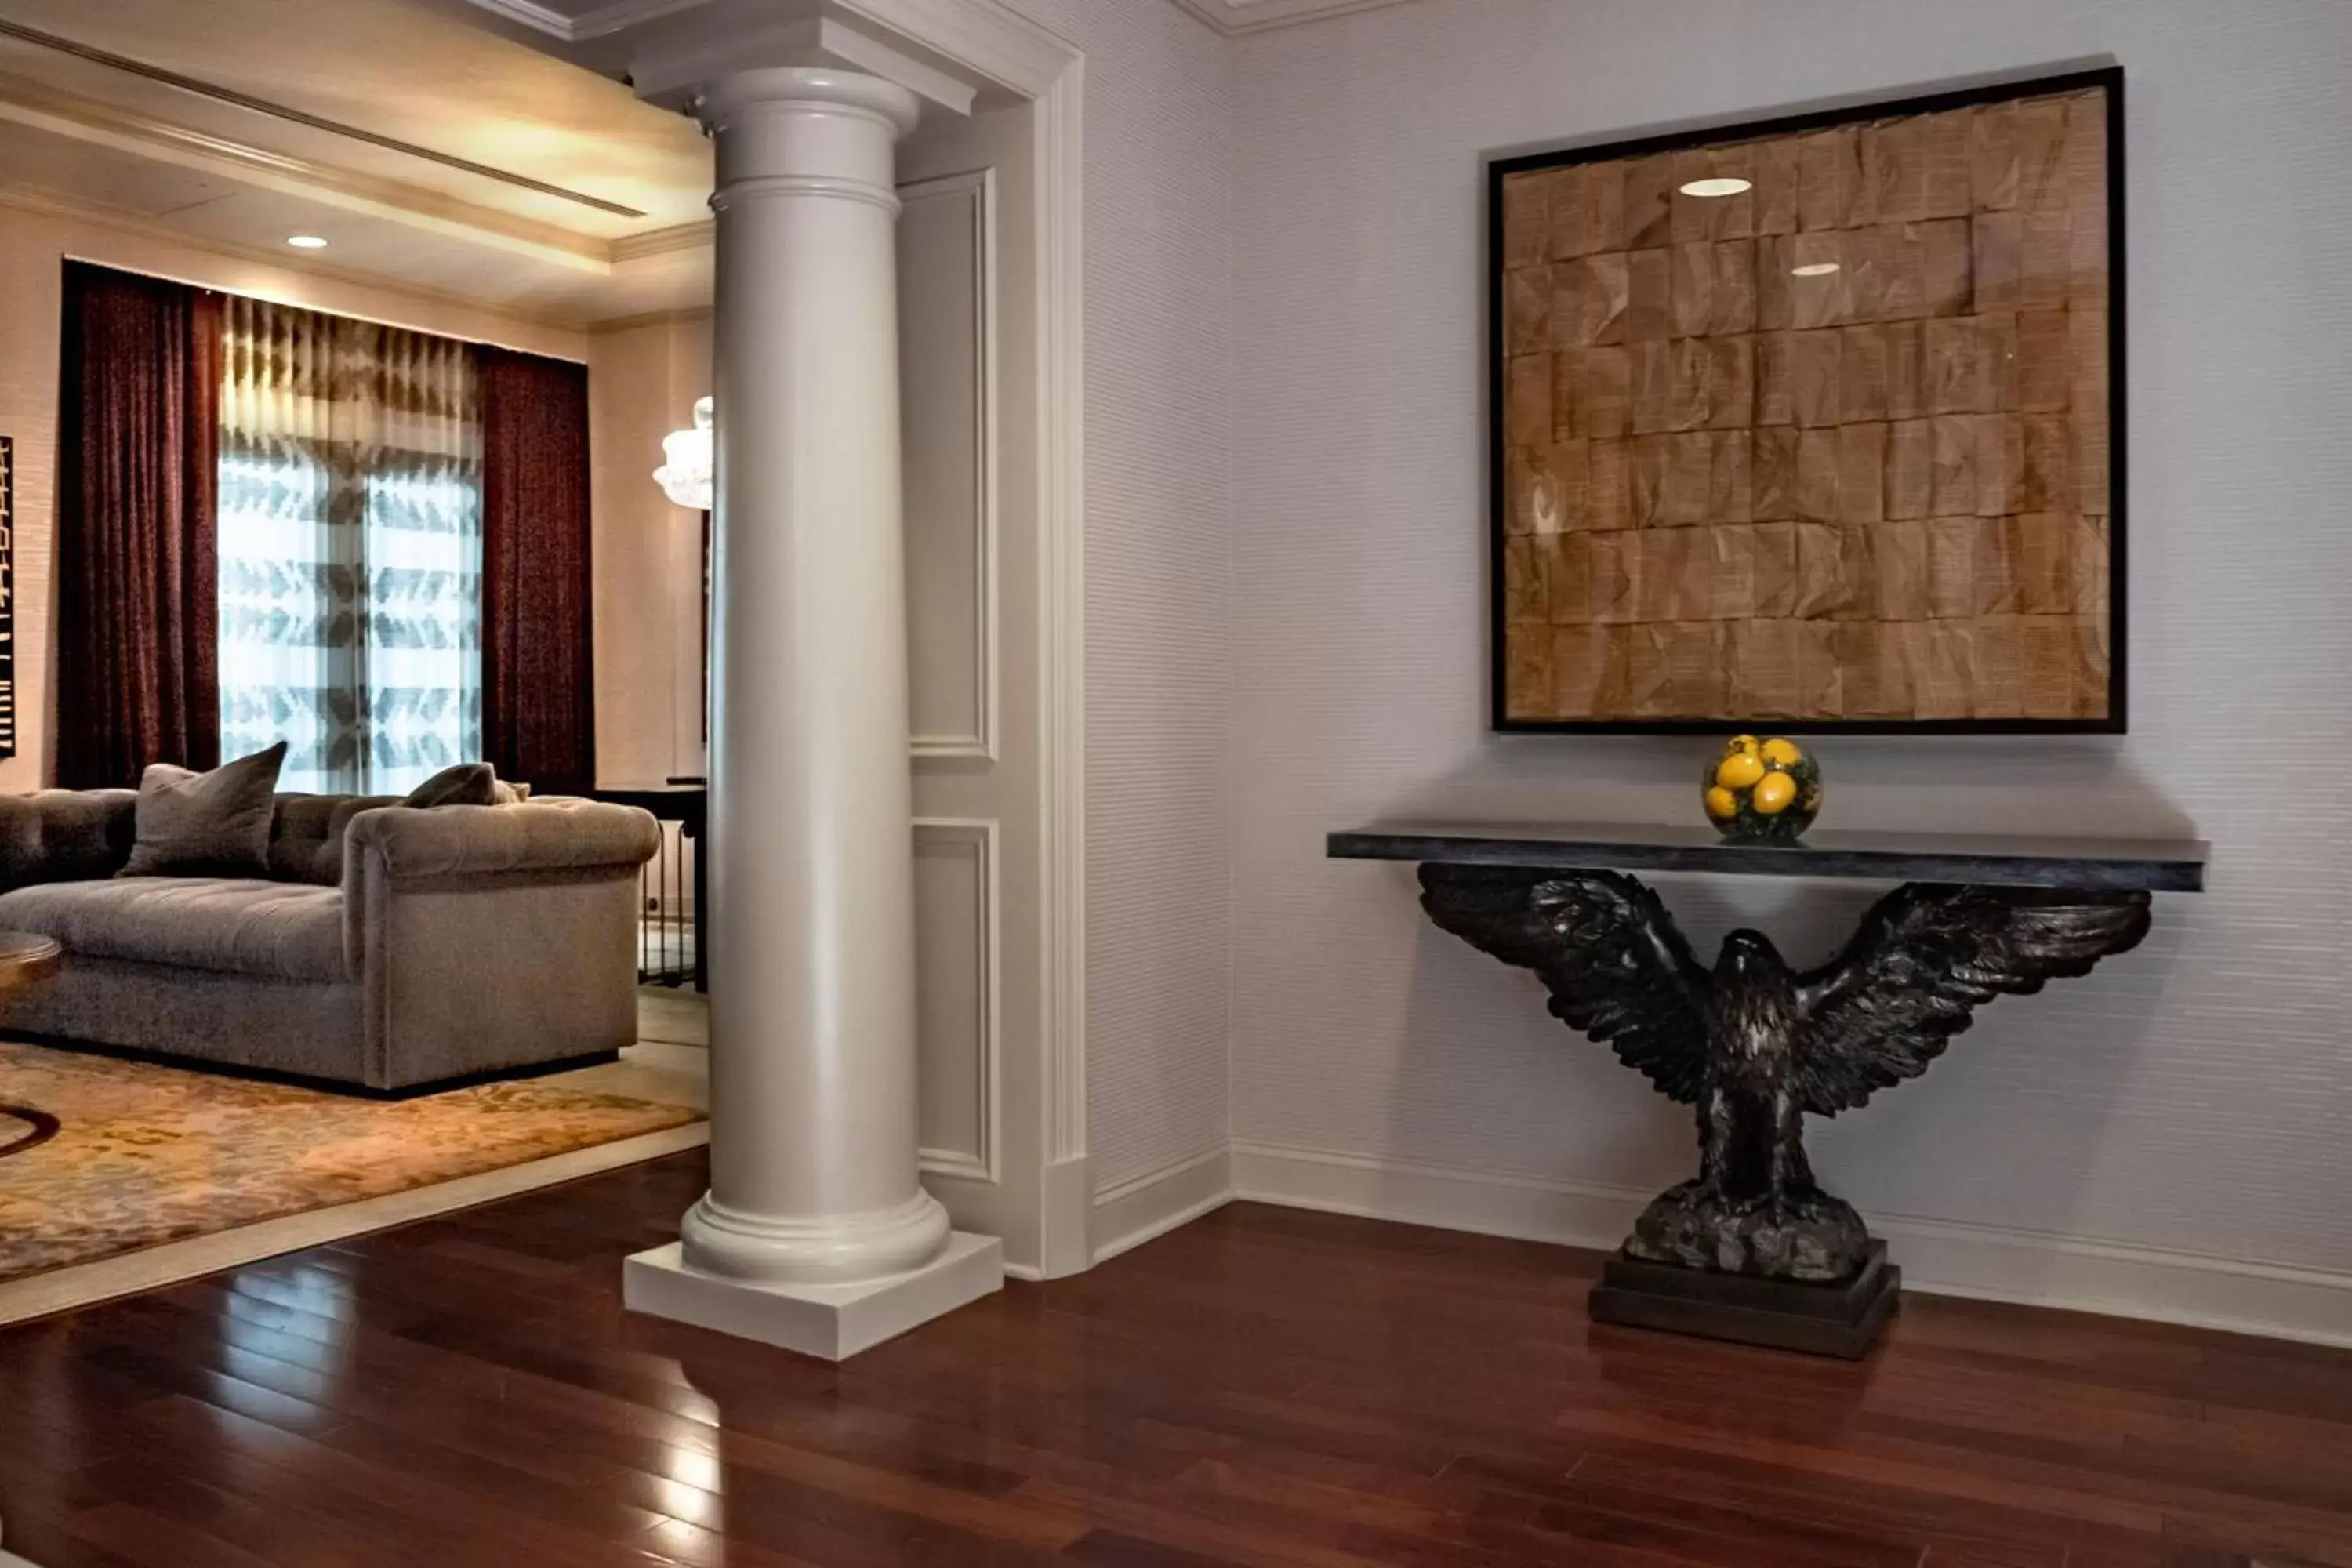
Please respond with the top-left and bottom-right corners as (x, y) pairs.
(1091, 1145), (1232, 1265)
(1040, 1153), (1093, 1279)
(1230, 1141), (2352, 1350)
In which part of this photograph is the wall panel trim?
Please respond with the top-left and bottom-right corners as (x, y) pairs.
(914, 817), (999, 1185)
(904, 166), (999, 762)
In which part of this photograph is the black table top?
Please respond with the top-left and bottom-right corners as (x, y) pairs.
(587, 783), (706, 822)
(1327, 822), (2208, 892)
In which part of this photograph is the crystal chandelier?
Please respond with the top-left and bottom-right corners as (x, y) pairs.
(653, 396), (713, 510)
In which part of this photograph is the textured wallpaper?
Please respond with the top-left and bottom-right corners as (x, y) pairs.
(1012, 0), (1239, 1196)
(1227, 0), (2352, 1271)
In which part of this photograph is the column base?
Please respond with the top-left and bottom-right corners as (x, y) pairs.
(624, 1232), (1004, 1360)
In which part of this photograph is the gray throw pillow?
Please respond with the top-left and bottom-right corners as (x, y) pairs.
(401, 762), (502, 808)
(119, 742), (288, 878)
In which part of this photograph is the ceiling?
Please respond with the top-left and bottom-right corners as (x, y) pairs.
(0, 0), (715, 327)
(0, 0), (1423, 328)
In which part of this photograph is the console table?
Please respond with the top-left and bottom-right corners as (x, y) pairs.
(1329, 822), (2206, 1356)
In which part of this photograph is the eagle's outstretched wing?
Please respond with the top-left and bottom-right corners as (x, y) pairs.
(1418, 865), (1711, 1104)
(1792, 884), (2151, 1116)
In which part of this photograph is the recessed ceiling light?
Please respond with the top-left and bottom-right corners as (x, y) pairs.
(1791, 261), (1842, 278)
(285, 234), (328, 249)
(1678, 176), (1752, 198)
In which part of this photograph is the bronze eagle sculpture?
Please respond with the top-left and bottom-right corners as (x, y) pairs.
(1419, 866), (2151, 1282)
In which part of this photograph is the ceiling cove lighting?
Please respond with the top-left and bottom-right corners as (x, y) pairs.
(1677, 176), (1752, 198)
(285, 234), (328, 249)
(1791, 261), (1842, 278)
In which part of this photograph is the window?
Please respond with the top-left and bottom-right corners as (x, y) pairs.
(215, 297), (482, 794)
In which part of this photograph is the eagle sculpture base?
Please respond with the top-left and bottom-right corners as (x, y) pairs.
(1417, 862), (2154, 1357)
(1593, 1240), (1901, 1359)
(1626, 1178), (1870, 1283)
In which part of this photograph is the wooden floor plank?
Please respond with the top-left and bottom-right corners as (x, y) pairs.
(4, 1153), (2348, 1568)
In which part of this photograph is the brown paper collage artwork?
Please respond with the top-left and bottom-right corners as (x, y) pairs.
(1496, 82), (2115, 726)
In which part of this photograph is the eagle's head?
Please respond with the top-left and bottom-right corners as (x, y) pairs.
(1715, 928), (1791, 985)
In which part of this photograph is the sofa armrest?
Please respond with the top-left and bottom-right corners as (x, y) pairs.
(341, 798), (659, 1088)
(343, 797), (659, 884)
(0, 789), (139, 889)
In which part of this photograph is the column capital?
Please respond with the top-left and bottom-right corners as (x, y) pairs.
(693, 66), (916, 212)
(692, 67), (920, 142)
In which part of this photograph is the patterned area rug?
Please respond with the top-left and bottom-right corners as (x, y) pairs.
(0, 1040), (702, 1283)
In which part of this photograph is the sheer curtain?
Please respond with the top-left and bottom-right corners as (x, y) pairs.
(216, 297), (482, 794)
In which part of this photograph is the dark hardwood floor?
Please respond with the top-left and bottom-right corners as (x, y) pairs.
(4, 1150), (2350, 1568)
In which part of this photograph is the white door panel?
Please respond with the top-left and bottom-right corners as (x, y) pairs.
(899, 99), (1043, 1271)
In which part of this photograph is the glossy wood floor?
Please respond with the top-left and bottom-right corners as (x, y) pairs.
(3, 1152), (2348, 1568)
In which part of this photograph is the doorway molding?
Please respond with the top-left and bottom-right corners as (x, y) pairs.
(832, 0), (1090, 1279)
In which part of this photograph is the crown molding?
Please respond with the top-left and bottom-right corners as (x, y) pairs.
(461, 0), (1077, 104)
(610, 217), (713, 262)
(1166, 0), (1414, 35)
(459, 0), (717, 43)
(583, 303), (712, 332)
(826, 0), (1077, 100)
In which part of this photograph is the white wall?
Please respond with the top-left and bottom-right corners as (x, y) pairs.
(1225, 0), (2352, 1308)
(1014, 0), (1238, 1199)
(587, 312), (712, 787)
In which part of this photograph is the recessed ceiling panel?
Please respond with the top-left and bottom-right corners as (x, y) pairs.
(0, 0), (711, 230)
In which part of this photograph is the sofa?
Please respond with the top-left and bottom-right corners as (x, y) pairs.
(0, 789), (660, 1093)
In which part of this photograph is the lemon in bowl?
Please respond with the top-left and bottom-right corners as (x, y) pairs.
(1700, 735), (1823, 844)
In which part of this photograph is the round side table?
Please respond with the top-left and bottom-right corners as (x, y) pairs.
(0, 932), (64, 1163)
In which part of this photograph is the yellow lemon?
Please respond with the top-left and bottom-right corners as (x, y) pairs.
(1752, 771), (1798, 815)
(1716, 753), (1766, 790)
(1704, 786), (1739, 819)
(1761, 737), (1804, 768)
(1727, 733), (1759, 755)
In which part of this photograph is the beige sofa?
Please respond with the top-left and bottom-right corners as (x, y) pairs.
(0, 789), (659, 1093)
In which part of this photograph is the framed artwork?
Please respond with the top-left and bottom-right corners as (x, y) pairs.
(1489, 67), (2123, 733)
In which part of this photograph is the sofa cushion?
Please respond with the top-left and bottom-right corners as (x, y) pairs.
(122, 742), (288, 878)
(0, 789), (136, 888)
(0, 877), (350, 983)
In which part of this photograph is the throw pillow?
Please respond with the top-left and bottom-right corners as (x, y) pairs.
(119, 741), (288, 878)
(401, 762), (502, 808)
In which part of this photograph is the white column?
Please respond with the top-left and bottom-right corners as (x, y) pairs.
(625, 66), (1003, 1360)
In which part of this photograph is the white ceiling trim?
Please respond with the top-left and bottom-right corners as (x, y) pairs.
(460, 0), (1080, 105)
(459, 0), (717, 44)
(610, 216), (712, 261)
(1166, 0), (1415, 35)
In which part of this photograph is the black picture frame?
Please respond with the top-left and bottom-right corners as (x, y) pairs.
(1486, 65), (2126, 735)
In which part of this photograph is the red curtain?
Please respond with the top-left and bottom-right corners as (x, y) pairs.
(55, 263), (223, 789)
(480, 347), (596, 795)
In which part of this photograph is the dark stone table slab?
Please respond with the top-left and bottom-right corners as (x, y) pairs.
(1329, 821), (2207, 893)
(1329, 818), (2205, 1356)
